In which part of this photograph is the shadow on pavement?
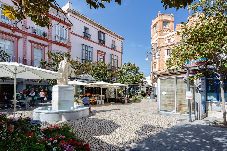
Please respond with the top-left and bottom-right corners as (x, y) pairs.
(128, 124), (227, 151)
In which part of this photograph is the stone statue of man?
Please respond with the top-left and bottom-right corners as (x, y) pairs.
(57, 56), (70, 85)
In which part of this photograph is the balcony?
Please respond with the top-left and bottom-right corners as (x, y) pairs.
(99, 39), (105, 45)
(55, 35), (68, 43)
(31, 27), (48, 38)
(83, 32), (91, 39)
(111, 44), (116, 50)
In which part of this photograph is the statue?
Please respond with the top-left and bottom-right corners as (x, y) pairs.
(57, 56), (70, 85)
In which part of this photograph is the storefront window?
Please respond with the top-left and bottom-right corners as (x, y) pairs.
(0, 38), (14, 60)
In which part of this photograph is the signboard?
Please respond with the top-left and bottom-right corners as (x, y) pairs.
(162, 91), (167, 95)
(186, 91), (193, 100)
(185, 58), (207, 67)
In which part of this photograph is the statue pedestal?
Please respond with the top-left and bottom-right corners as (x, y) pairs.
(52, 85), (74, 111)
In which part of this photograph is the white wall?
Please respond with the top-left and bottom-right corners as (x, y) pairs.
(68, 13), (123, 66)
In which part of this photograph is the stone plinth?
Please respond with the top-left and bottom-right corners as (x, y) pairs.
(52, 85), (74, 111)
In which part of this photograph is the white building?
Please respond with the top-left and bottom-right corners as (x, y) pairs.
(62, 2), (124, 68)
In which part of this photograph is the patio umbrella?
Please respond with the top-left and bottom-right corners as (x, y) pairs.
(68, 80), (89, 86)
(110, 83), (127, 99)
(90, 81), (110, 101)
(0, 62), (60, 112)
(76, 74), (96, 82)
(68, 80), (90, 94)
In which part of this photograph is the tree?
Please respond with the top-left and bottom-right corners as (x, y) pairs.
(2, 0), (194, 27)
(167, 0), (227, 124)
(91, 61), (110, 82)
(117, 62), (144, 84)
(40, 51), (70, 85)
(161, 0), (194, 9)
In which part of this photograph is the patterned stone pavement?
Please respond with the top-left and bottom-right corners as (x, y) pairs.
(63, 100), (185, 150)
(4, 99), (187, 151)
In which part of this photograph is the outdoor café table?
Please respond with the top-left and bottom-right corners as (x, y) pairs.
(38, 102), (52, 107)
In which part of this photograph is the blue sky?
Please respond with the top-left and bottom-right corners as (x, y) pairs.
(57, 0), (189, 76)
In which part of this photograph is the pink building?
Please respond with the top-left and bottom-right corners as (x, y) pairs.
(0, 1), (124, 102)
(0, 1), (123, 68)
(0, 0), (72, 66)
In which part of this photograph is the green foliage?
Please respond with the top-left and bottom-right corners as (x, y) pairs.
(0, 114), (90, 151)
(141, 90), (146, 97)
(41, 51), (70, 71)
(117, 62), (144, 84)
(161, 0), (194, 9)
(40, 51), (70, 85)
(2, 0), (121, 27)
(130, 95), (142, 103)
(167, 0), (227, 75)
(2, 0), (197, 27)
(91, 61), (110, 82)
(0, 50), (10, 62)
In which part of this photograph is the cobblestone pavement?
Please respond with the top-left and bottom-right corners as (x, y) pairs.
(62, 99), (186, 150)
(3, 100), (227, 151)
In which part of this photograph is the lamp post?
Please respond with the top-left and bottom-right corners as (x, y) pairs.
(186, 66), (192, 122)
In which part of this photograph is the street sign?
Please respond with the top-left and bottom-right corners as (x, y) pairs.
(186, 91), (193, 100)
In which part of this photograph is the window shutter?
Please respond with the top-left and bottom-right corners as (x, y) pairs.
(98, 31), (101, 40)
(91, 47), (93, 62)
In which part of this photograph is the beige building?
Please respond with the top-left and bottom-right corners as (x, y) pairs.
(151, 12), (183, 82)
(150, 12), (188, 113)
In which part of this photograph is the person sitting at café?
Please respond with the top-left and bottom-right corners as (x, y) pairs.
(29, 88), (36, 107)
(39, 89), (45, 103)
(82, 94), (92, 114)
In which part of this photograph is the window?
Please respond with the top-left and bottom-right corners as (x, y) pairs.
(110, 54), (118, 68)
(33, 48), (43, 67)
(97, 51), (105, 62)
(0, 3), (11, 24)
(111, 40), (116, 50)
(155, 50), (160, 59)
(163, 21), (170, 28)
(0, 38), (14, 60)
(31, 26), (47, 38)
(153, 24), (157, 33)
(153, 62), (157, 69)
(55, 25), (68, 43)
(98, 31), (105, 45)
(81, 44), (93, 62)
(98, 55), (105, 62)
(84, 27), (91, 39)
(166, 49), (171, 57)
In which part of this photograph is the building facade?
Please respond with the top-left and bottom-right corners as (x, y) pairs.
(150, 12), (227, 118)
(150, 12), (189, 114)
(0, 1), (123, 68)
(0, 0), (124, 104)
(62, 2), (123, 68)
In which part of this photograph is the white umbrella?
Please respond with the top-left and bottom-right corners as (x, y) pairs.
(68, 80), (90, 94)
(110, 83), (127, 87)
(68, 80), (89, 86)
(109, 83), (127, 99)
(90, 81), (110, 102)
(0, 62), (60, 112)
